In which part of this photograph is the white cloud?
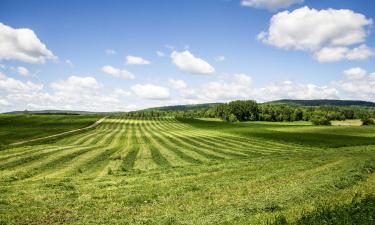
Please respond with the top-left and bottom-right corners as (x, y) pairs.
(214, 55), (226, 62)
(15, 66), (29, 76)
(156, 50), (165, 57)
(0, 64), (5, 69)
(346, 45), (374, 60)
(334, 68), (375, 101)
(48, 76), (125, 111)
(171, 50), (215, 75)
(314, 45), (374, 62)
(0, 72), (135, 112)
(50, 76), (100, 94)
(343, 67), (367, 80)
(256, 81), (338, 102)
(105, 49), (117, 55)
(259, 7), (372, 51)
(0, 72), (42, 93)
(113, 88), (132, 97)
(0, 99), (11, 106)
(0, 23), (56, 64)
(168, 79), (187, 90)
(101, 65), (135, 80)
(258, 7), (373, 62)
(126, 55), (150, 65)
(178, 74), (252, 102)
(241, 0), (303, 10)
(173, 73), (340, 103)
(314, 46), (349, 63)
(131, 84), (170, 100)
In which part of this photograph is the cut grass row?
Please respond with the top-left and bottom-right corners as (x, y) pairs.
(1, 116), (375, 224)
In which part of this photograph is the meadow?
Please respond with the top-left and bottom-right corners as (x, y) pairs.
(0, 114), (100, 149)
(0, 115), (374, 224)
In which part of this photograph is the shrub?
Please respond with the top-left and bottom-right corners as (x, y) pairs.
(227, 114), (239, 123)
(361, 117), (374, 126)
(310, 115), (331, 126)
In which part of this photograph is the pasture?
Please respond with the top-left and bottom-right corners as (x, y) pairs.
(0, 116), (375, 224)
(0, 114), (100, 149)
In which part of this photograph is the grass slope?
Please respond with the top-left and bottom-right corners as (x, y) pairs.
(0, 116), (375, 224)
(0, 114), (101, 149)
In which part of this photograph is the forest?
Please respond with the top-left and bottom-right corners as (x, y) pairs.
(126, 100), (375, 125)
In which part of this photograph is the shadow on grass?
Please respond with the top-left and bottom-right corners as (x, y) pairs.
(177, 118), (375, 148)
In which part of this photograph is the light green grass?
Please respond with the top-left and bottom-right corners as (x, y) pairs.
(0, 116), (375, 224)
(331, 119), (363, 126)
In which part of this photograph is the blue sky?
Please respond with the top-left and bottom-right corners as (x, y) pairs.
(0, 0), (375, 112)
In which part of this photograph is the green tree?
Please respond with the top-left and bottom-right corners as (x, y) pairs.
(227, 100), (258, 121)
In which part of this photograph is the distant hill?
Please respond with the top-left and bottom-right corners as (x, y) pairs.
(3, 110), (104, 115)
(265, 99), (375, 107)
(138, 103), (222, 112)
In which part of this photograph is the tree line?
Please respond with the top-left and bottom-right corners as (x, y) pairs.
(125, 100), (375, 125)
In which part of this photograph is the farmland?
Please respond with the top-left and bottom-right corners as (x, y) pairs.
(1, 115), (375, 224)
(0, 114), (101, 150)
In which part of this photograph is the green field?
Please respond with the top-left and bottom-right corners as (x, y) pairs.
(0, 114), (101, 149)
(1, 116), (375, 224)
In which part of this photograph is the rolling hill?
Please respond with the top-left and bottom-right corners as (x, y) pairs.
(266, 99), (375, 107)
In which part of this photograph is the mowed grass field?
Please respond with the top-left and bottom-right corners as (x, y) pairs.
(0, 116), (375, 224)
(0, 114), (101, 149)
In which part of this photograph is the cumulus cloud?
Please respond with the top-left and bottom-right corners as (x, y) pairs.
(0, 72), (138, 112)
(175, 74), (252, 102)
(50, 76), (100, 94)
(0, 72), (42, 93)
(258, 7), (373, 62)
(343, 67), (367, 80)
(334, 68), (375, 101)
(256, 81), (338, 101)
(101, 65), (135, 80)
(241, 0), (303, 10)
(173, 73), (340, 103)
(0, 23), (56, 64)
(126, 55), (150, 65)
(314, 45), (374, 62)
(131, 84), (170, 100)
(171, 50), (215, 75)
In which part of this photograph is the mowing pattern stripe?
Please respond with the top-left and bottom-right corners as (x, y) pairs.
(0, 116), (313, 182)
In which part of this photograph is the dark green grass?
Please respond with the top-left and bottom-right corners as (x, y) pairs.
(0, 114), (101, 149)
(179, 118), (375, 148)
(273, 194), (375, 225)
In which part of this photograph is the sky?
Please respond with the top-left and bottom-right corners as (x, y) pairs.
(0, 0), (375, 112)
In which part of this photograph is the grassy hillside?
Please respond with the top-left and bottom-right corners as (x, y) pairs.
(1, 116), (375, 224)
(0, 114), (101, 149)
(267, 99), (375, 107)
